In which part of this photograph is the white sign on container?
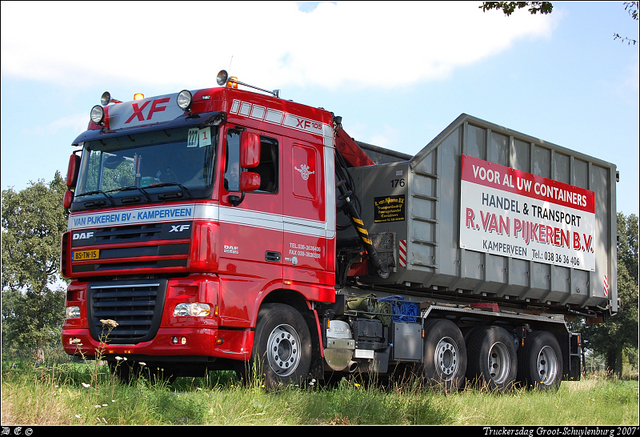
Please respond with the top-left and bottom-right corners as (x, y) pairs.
(459, 155), (596, 271)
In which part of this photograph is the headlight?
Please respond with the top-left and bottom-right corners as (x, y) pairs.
(173, 303), (211, 317)
(90, 105), (105, 125)
(176, 90), (192, 111)
(65, 306), (81, 319)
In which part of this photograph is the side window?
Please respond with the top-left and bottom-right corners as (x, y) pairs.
(225, 129), (278, 194)
(254, 137), (278, 193)
(224, 130), (241, 191)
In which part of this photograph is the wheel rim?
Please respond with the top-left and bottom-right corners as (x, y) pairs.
(536, 345), (559, 385)
(487, 341), (510, 385)
(266, 323), (301, 377)
(434, 336), (459, 381)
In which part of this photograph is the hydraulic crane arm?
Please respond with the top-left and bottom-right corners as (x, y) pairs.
(333, 117), (389, 278)
(334, 118), (375, 168)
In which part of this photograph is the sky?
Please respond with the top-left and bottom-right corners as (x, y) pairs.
(2, 1), (638, 216)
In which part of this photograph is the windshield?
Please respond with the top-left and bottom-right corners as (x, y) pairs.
(74, 126), (216, 208)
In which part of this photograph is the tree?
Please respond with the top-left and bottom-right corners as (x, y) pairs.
(480, 1), (553, 16)
(481, 1), (639, 46)
(581, 213), (638, 377)
(613, 2), (639, 46)
(1, 172), (70, 362)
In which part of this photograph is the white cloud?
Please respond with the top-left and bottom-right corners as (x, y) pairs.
(364, 124), (401, 149)
(1, 1), (556, 90)
(21, 112), (88, 137)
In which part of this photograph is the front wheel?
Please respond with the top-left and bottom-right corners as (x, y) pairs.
(421, 319), (467, 392)
(518, 330), (563, 391)
(250, 303), (312, 389)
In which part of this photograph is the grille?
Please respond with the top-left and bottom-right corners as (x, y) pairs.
(94, 224), (164, 243)
(71, 222), (192, 274)
(88, 280), (167, 344)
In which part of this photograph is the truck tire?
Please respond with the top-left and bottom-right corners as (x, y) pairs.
(251, 303), (312, 390)
(421, 318), (467, 392)
(517, 330), (563, 391)
(465, 326), (517, 392)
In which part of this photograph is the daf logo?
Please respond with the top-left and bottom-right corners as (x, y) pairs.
(73, 231), (94, 240)
(169, 224), (191, 233)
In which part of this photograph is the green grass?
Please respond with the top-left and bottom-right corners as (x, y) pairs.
(2, 360), (638, 425)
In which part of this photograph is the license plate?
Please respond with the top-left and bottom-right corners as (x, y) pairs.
(72, 249), (99, 261)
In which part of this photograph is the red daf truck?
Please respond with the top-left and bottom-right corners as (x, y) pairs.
(61, 71), (618, 391)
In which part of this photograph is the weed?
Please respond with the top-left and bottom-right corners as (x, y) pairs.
(2, 348), (638, 426)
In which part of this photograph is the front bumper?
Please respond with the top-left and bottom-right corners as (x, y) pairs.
(62, 326), (254, 362)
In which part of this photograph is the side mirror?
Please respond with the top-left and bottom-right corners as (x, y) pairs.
(229, 171), (261, 207)
(64, 152), (80, 209)
(63, 190), (74, 209)
(240, 132), (260, 168)
(229, 132), (261, 207)
(66, 153), (81, 188)
(240, 172), (261, 192)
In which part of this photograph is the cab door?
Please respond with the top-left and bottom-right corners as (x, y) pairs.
(282, 139), (332, 286)
(217, 127), (283, 327)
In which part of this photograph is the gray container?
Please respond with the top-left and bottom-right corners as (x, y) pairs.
(340, 114), (617, 315)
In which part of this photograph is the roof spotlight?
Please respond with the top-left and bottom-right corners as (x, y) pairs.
(100, 92), (111, 106)
(100, 91), (122, 106)
(176, 90), (193, 111)
(215, 69), (279, 97)
(90, 105), (105, 125)
(216, 70), (229, 86)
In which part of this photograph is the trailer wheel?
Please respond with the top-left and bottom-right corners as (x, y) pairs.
(421, 319), (467, 392)
(466, 326), (517, 392)
(251, 303), (312, 390)
(518, 330), (563, 391)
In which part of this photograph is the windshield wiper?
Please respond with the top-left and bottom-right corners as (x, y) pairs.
(109, 186), (152, 203)
(78, 190), (116, 207)
(147, 182), (193, 200)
